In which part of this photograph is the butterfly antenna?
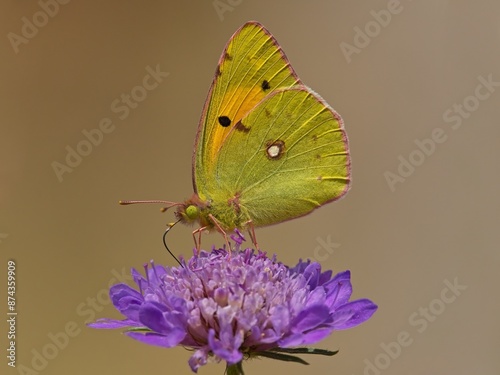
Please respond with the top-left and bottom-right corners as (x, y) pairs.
(163, 219), (183, 267)
(119, 200), (183, 212)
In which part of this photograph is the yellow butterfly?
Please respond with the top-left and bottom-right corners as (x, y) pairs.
(122, 21), (351, 248)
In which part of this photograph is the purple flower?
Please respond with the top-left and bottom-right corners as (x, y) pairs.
(89, 233), (377, 373)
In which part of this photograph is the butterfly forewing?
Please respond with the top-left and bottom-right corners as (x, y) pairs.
(194, 22), (300, 196)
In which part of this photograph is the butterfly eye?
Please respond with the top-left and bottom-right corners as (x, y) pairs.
(185, 205), (199, 220)
(218, 116), (231, 127)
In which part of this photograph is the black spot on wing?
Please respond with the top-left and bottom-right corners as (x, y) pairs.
(261, 80), (271, 91)
(218, 116), (231, 127)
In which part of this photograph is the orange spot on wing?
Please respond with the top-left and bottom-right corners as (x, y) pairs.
(208, 86), (265, 161)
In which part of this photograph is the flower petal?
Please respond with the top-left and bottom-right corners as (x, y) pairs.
(110, 283), (143, 303)
(108, 284), (144, 321)
(137, 302), (170, 333)
(269, 305), (290, 336)
(331, 299), (378, 330)
(302, 262), (321, 289)
(138, 301), (187, 339)
(305, 287), (326, 306)
(279, 327), (333, 347)
(291, 305), (330, 333)
(324, 270), (352, 308)
(87, 318), (141, 329)
(126, 330), (186, 348)
(208, 329), (243, 364)
(188, 348), (209, 373)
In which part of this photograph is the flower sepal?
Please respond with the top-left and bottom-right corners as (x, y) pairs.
(125, 327), (151, 332)
(253, 346), (339, 365)
(226, 348), (338, 375)
(225, 361), (245, 375)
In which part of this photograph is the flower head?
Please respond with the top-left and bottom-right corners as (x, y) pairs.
(89, 232), (377, 372)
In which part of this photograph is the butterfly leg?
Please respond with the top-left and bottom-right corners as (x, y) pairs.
(192, 226), (207, 254)
(245, 220), (259, 249)
(208, 214), (231, 252)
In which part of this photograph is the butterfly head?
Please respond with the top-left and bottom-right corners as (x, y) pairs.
(175, 194), (212, 228)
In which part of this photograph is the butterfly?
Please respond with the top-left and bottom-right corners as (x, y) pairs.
(121, 21), (351, 248)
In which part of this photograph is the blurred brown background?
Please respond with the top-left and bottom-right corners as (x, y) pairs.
(1, 1), (499, 374)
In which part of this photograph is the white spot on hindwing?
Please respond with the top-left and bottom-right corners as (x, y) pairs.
(265, 140), (285, 160)
(268, 145), (280, 158)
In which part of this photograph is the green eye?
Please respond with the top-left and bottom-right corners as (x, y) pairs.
(185, 205), (199, 220)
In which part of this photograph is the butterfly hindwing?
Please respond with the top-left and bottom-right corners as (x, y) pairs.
(211, 86), (351, 227)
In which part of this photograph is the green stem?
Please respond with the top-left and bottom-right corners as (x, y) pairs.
(226, 361), (244, 375)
